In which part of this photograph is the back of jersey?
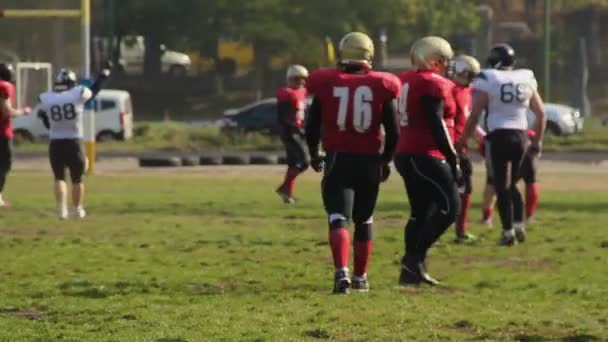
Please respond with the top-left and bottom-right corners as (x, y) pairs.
(39, 85), (92, 140)
(473, 69), (537, 132)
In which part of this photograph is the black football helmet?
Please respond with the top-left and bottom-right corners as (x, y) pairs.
(54, 68), (78, 90)
(0, 63), (14, 82)
(486, 43), (515, 69)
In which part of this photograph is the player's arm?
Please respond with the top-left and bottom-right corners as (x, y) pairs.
(529, 90), (546, 150)
(381, 99), (399, 163)
(305, 96), (324, 172)
(86, 67), (111, 102)
(423, 95), (458, 165)
(0, 96), (27, 119)
(459, 90), (488, 149)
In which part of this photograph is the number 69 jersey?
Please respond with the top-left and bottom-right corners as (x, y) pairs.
(473, 68), (537, 133)
(38, 85), (93, 140)
(306, 68), (401, 154)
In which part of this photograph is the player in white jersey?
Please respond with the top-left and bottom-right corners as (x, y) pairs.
(457, 44), (546, 246)
(37, 67), (110, 219)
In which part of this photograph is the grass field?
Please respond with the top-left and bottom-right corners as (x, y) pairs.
(0, 165), (607, 341)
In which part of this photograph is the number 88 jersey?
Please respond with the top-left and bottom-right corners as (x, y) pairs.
(306, 68), (401, 154)
(38, 85), (93, 140)
(396, 70), (457, 159)
(472, 68), (537, 133)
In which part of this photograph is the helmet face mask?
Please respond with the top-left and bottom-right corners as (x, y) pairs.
(0, 63), (14, 82)
(54, 69), (78, 91)
(338, 32), (374, 69)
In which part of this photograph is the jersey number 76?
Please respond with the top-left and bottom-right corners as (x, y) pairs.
(333, 86), (373, 133)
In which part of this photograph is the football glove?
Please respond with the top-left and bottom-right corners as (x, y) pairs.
(380, 163), (391, 182)
(447, 155), (462, 184)
(311, 153), (325, 173)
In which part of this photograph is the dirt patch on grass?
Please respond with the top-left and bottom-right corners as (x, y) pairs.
(459, 255), (558, 271)
(0, 307), (43, 320)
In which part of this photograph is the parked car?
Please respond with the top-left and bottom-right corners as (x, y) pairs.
(13, 89), (134, 143)
(118, 35), (192, 77)
(220, 98), (281, 135)
(527, 103), (583, 136)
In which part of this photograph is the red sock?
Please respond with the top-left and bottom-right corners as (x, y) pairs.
(329, 228), (350, 269)
(526, 183), (540, 218)
(456, 193), (472, 234)
(483, 207), (493, 221)
(281, 167), (300, 197)
(353, 240), (373, 277)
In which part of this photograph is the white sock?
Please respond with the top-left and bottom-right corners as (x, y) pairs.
(504, 229), (515, 238)
(514, 222), (525, 230)
(0, 193), (4, 202)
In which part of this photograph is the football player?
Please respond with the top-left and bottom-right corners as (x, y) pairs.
(275, 65), (309, 204)
(306, 32), (400, 294)
(479, 128), (540, 224)
(36, 67), (110, 219)
(458, 44), (546, 246)
(395, 36), (460, 286)
(450, 55), (483, 243)
(0, 63), (31, 207)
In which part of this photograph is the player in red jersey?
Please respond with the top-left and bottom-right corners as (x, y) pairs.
(479, 128), (540, 224)
(305, 32), (401, 294)
(0, 63), (31, 207)
(450, 55), (482, 243)
(394, 36), (460, 286)
(275, 65), (309, 204)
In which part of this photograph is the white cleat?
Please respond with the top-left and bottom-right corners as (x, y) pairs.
(74, 207), (87, 219)
(58, 207), (69, 220)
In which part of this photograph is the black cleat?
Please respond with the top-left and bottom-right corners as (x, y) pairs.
(399, 264), (422, 286)
(332, 269), (351, 294)
(275, 187), (295, 204)
(351, 276), (369, 292)
(497, 231), (517, 246)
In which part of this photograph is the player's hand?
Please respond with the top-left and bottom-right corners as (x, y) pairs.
(100, 68), (111, 78)
(22, 106), (32, 116)
(380, 162), (391, 182)
(530, 139), (542, 157)
(447, 155), (462, 183)
(310, 153), (325, 173)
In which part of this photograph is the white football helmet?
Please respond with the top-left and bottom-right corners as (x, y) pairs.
(410, 36), (454, 73)
(286, 65), (309, 81)
(452, 55), (481, 86)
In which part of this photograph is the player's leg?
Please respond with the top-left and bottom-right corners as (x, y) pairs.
(522, 153), (540, 221)
(67, 139), (87, 219)
(481, 177), (496, 226)
(322, 153), (354, 294)
(0, 137), (12, 207)
(49, 140), (69, 219)
(510, 132), (528, 242)
(455, 155), (475, 241)
(350, 155), (382, 291)
(395, 154), (440, 286)
(276, 134), (308, 203)
(488, 132), (517, 245)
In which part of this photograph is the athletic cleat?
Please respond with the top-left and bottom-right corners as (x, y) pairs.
(418, 262), (440, 286)
(514, 224), (527, 243)
(332, 269), (351, 294)
(480, 218), (493, 227)
(74, 207), (87, 219)
(275, 187), (296, 204)
(0, 199), (9, 208)
(352, 276), (369, 292)
(497, 230), (517, 246)
(454, 232), (477, 243)
(399, 264), (421, 286)
(58, 207), (69, 220)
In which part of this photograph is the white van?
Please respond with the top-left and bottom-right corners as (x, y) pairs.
(13, 89), (134, 143)
(118, 35), (192, 76)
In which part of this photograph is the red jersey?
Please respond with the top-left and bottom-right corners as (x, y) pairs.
(396, 70), (457, 159)
(452, 84), (472, 143)
(307, 68), (401, 154)
(276, 86), (307, 129)
(0, 80), (15, 138)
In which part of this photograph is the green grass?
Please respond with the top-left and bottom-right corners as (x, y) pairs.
(0, 169), (607, 341)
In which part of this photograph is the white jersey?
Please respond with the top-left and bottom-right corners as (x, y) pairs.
(473, 68), (537, 133)
(39, 86), (92, 140)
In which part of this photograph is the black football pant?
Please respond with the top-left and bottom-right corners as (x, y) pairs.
(395, 154), (460, 263)
(49, 139), (86, 183)
(485, 129), (528, 231)
(0, 137), (12, 193)
(281, 131), (309, 172)
(322, 152), (383, 241)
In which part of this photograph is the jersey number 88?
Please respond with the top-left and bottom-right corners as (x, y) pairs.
(50, 103), (77, 121)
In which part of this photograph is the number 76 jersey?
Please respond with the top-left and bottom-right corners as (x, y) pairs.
(38, 85), (93, 140)
(306, 68), (401, 154)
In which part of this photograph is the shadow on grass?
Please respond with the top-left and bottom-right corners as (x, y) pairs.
(513, 334), (602, 342)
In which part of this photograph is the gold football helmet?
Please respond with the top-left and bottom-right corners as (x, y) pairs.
(410, 36), (454, 74)
(286, 65), (309, 80)
(338, 32), (374, 67)
(452, 54), (481, 86)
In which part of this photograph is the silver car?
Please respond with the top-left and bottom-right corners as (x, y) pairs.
(527, 103), (583, 136)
